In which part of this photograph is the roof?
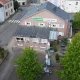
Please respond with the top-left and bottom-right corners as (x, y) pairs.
(0, 3), (3, 7)
(0, 0), (11, 4)
(14, 26), (56, 39)
(21, 1), (69, 21)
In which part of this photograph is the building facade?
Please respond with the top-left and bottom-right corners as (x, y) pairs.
(47, 0), (80, 13)
(0, 0), (15, 22)
(0, 4), (4, 22)
(20, 2), (70, 37)
(13, 26), (58, 50)
(16, 0), (27, 6)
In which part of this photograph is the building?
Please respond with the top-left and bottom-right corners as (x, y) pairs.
(0, 4), (4, 22)
(0, 0), (15, 22)
(16, 0), (27, 6)
(64, 0), (80, 13)
(13, 26), (59, 50)
(20, 2), (70, 37)
(47, 0), (80, 13)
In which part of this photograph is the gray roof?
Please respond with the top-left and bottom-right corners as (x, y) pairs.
(21, 1), (69, 21)
(14, 26), (55, 39)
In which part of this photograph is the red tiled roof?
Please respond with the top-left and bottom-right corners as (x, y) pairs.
(0, 0), (11, 4)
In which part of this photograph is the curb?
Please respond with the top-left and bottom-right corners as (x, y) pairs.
(0, 52), (9, 66)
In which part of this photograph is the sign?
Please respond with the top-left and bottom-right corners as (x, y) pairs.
(32, 18), (43, 21)
(32, 17), (57, 22)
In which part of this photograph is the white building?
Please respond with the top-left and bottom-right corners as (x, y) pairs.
(0, 4), (5, 22)
(64, 0), (80, 13)
(0, 0), (15, 22)
(46, 0), (80, 13)
(16, 0), (27, 6)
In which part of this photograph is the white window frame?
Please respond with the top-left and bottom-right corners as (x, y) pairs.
(16, 37), (24, 42)
(59, 32), (64, 36)
(25, 22), (31, 26)
(51, 24), (58, 28)
(38, 23), (45, 27)
(40, 39), (48, 43)
(32, 38), (39, 43)
(59, 24), (64, 28)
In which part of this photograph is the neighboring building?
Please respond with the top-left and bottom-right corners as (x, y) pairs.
(47, 0), (80, 13)
(20, 2), (70, 37)
(16, 0), (27, 6)
(64, 0), (80, 13)
(13, 26), (58, 50)
(0, 0), (15, 22)
(0, 4), (4, 22)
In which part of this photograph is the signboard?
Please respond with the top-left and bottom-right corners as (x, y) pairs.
(32, 17), (57, 22)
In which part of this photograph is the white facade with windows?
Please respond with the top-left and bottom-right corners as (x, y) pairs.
(47, 0), (80, 13)
(0, 0), (14, 22)
(17, 0), (27, 6)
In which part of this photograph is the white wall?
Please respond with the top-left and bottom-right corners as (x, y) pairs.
(0, 7), (5, 22)
(64, 1), (80, 13)
(47, 0), (80, 13)
(17, 0), (27, 5)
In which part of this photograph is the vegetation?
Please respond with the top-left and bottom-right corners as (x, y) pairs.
(53, 43), (57, 52)
(57, 32), (80, 80)
(72, 12), (80, 30)
(0, 47), (5, 59)
(61, 37), (68, 45)
(13, 0), (20, 11)
(15, 47), (43, 80)
(55, 54), (60, 62)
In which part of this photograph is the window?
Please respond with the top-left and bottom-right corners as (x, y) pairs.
(16, 37), (24, 42)
(26, 37), (29, 42)
(51, 24), (58, 28)
(32, 38), (39, 43)
(38, 23), (45, 27)
(25, 22), (31, 26)
(22, 2), (25, 5)
(40, 39), (48, 43)
(6, 12), (8, 16)
(5, 5), (7, 9)
(8, 4), (9, 8)
(59, 24), (64, 28)
(11, 9), (13, 13)
(59, 32), (64, 36)
(76, 2), (78, 5)
(10, 3), (12, 6)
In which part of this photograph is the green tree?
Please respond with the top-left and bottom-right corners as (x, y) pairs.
(15, 47), (43, 80)
(57, 32), (80, 80)
(13, 0), (20, 11)
(72, 12), (80, 30)
(0, 47), (5, 58)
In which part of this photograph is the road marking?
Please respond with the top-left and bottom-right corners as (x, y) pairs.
(8, 20), (20, 23)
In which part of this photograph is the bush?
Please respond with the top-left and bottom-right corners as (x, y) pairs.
(55, 54), (60, 61)
(53, 44), (57, 52)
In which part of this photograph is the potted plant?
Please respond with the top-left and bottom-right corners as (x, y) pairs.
(55, 54), (60, 63)
(53, 44), (57, 52)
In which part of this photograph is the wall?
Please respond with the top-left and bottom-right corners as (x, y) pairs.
(20, 10), (69, 37)
(3, 1), (15, 19)
(64, 1), (80, 13)
(13, 36), (50, 50)
(0, 7), (5, 22)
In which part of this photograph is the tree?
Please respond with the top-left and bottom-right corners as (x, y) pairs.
(15, 47), (43, 80)
(57, 32), (80, 80)
(13, 0), (20, 11)
(72, 12), (80, 30)
(0, 47), (5, 58)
